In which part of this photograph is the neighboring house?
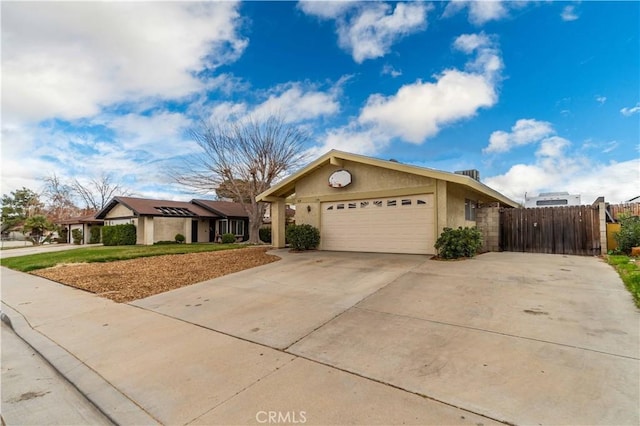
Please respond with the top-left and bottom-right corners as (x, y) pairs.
(58, 214), (103, 244)
(262, 204), (295, 225)
(524, 192), (581, 208)
(191, 199), (250, 241)
(95, 196), (249, 245)
(257, 150), (518, 255)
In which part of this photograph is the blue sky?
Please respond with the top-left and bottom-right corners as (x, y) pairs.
(2, 1), (638, 205)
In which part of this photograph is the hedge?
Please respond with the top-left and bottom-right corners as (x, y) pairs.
(102, 224), (137, 246)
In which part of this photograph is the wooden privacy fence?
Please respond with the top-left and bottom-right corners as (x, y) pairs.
(608, 203), (640, 221)
(500, 206), (600, 256)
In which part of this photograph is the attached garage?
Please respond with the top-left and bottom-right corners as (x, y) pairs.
(257, 150), (518, 255)
(321, 195), (434, 254)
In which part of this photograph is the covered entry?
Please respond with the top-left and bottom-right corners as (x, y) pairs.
(321, 194), (435, 254)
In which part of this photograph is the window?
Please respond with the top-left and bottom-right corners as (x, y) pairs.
(387, 200), (397, 207)
(401, 199), (412, 206)
(337, 203), (345, 210)
(417, 200), (426, 205)
(348, 203), (356, 209)
(326, 205), (334, 210)
(536, 199), (568, 206)
(217, 219), (228, 235)
(465, 199), (477, 221)
(230, 219), (244, 236)
(373, 200), (382, 207)
(360, 201), (369, 208)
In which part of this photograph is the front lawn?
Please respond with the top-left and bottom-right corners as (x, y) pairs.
(607, 255), (640, 308)
(0, 243), (246, 272)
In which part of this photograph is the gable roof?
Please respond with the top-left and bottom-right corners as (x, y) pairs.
(191, 199), (248, 218)
(58, 214), (103, 225)
(256, 149), (518, 208)
(96, 196), (219, 219)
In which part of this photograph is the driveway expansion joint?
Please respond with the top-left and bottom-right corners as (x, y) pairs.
(354, 306), (640, 361)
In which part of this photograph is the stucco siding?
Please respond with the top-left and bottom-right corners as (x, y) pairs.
(295, 161), (435, 201)
(154, 217), (187, 243)
(105, 203), (134, 219)
(446, 183), (481, 229)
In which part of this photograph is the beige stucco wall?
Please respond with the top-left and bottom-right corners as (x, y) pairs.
(294, 160), (436, 229)
(446, 183), (479, 229)
(104, 204), (134, 219)
(154, 217), (188, 243)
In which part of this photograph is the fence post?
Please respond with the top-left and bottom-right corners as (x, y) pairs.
(597, 200), (607, 255)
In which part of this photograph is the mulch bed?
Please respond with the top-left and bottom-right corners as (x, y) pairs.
(32, 246), (280, 303)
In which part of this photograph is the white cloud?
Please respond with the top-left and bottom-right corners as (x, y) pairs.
(561, 5), (579, 21)
(442, 0), (510, 25)
(299, 1), (431, 63)
(381, 64), (402, 78)
(484, 122), (639, 204)
(2, 1), (246, 125)
(359, 70), (497, 143)
(595, 95), (607, 105)
(358, 33), (501, 143)
(107, 112), (195, 156)
(252, 83), (340, 123)
(620, 103), (640, 116)
(311, 33), (503, 153)
(485, 157), (640, 205)
(484, 119), (555, 153)
(536, 136), (571, 158)
(297, 1), (357, 19)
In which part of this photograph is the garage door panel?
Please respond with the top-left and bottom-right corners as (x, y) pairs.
(321, 194), (434, 255)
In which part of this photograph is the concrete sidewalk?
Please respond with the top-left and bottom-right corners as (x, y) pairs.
(0, 265), (495, 426)
(1, 321), (113, 425)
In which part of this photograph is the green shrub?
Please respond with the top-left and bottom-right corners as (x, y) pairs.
(259, 227), (272, 243)
(89, 226), (101, 244)
(614, 214), (640, 255)
(102, 224), (137, 246)
(175, 233), (185, 244)
(155, 240), (178, 245)
(286, 224), (320, 251)
(221, 233), (236, 244)
(435, 226), (482, 259)
(71, 228), (83, 245)
(57, 228), (69, 244)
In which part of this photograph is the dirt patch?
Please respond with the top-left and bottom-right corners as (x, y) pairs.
(32, 247), (280, 303)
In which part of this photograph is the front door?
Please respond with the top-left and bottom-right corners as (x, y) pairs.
(191, 220), (198, 243)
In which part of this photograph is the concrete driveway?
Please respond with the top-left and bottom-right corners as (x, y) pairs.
(133, 250), (639, 425)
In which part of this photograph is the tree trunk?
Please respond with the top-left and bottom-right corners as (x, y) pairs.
(248, 216), (261, 244)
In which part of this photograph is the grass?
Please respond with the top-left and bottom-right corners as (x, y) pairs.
(0, 243), (247, 272)
(606, 255), (640, 308)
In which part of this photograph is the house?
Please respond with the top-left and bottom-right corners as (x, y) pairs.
(524, 192), (581, 208)
(257, 150), (518, 255)
(95, 197), (249, 245)
(191, 199), (249, 241)
(58, 214), (104, 244)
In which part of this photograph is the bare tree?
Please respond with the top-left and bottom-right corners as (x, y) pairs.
(42, 173), (81, 222)
(72, 173), (132, 211)
(173, 115), (309, 244)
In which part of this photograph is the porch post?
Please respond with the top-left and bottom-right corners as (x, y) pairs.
(271, 199), (286, 248)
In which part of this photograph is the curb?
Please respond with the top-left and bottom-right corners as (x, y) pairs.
(1, 302), (160, 426)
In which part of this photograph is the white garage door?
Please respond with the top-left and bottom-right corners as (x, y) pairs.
(320, 194), (435, 254)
